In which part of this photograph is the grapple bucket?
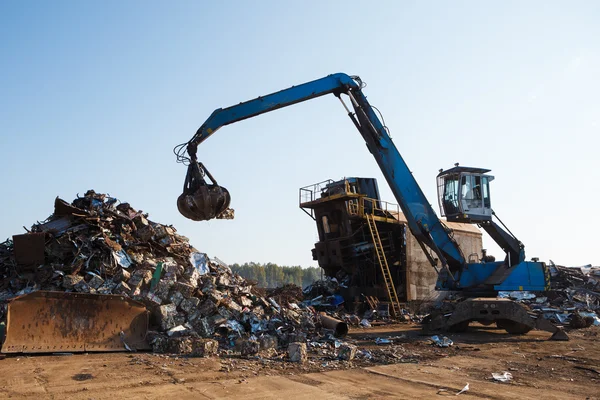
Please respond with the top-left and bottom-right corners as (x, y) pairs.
(178, 162), (232, 221)
(177, 185), (231, 221)
(1, 291), (149, 354)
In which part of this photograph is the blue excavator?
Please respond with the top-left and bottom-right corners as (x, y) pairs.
(175, 73), (565, 339)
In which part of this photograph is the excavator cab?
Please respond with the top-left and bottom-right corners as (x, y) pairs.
(437, 165), (494, 223)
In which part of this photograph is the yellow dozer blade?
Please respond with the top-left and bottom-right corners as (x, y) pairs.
(1, 291), (150, 354)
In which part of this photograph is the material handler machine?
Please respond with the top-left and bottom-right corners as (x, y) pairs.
(175, 73), (564, 338)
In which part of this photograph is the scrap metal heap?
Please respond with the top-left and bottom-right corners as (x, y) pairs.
(515, 263), (600, 328)
(0, 190), (330, 355)
(0, 190), (598, 357)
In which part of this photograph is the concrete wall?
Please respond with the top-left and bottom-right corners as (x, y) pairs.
(395, 214), (483, 300)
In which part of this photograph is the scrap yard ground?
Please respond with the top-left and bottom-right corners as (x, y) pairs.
(1, 324), (598, 399)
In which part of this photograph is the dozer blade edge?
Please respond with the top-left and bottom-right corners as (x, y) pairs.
(1, 291), (150, 354)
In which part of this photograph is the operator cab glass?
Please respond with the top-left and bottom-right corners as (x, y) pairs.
(437, 165), (494, 222)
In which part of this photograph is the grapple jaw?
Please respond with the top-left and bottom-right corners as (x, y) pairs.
(177, 162), (233, 221)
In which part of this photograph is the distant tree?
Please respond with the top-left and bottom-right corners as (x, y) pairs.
(264, 263), (284, 287)
(230, 262), (322, 288)
(251, 263), (267, 287)
(302, 267), (321, 287)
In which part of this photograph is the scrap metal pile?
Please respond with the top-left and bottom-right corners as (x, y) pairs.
(1, 190), (597, 359)
(0, 191), (333, 356)
(500, 262), (600, 328)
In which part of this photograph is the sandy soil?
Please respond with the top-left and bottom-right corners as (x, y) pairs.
(1, 324), (599, 399)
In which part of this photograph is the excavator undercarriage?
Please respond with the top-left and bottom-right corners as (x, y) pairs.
(423, 298), (568, 340)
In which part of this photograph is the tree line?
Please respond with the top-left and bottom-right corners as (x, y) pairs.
(230, 262), (323, 288)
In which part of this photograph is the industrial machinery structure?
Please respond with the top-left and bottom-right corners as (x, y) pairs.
(299, 177), (407, 313)
(298, 176), (482, 310)
(176, 73), (563, 338)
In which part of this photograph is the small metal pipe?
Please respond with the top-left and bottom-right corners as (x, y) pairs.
(347, 91), (379, 137)
(337, 96), (352, 114)
(319, 313), (348, 337)
(347, 91), (360, 108)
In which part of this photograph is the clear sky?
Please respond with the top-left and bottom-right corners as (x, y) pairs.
(1, 1), (598, 268)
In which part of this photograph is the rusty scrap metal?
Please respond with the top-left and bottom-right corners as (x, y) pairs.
(319, 313), (348, 337)
(0, 190), (330, 356)
(12, 233), (45, 267)
(2, 291), (149, 353)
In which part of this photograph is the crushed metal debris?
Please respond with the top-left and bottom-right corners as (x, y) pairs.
(498, 262), (600, 328)
(0, 190), (386, 359)
(0, 190), (598, 363)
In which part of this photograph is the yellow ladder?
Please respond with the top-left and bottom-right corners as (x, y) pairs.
(366, 214), (402, 319)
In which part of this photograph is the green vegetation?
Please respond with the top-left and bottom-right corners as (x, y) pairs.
(230, 262), (322, 288)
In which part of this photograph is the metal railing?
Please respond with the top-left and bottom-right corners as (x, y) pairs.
(299, 179), (336, 205)
(347, 196), (401, 223)
(299, 178), (402, 223)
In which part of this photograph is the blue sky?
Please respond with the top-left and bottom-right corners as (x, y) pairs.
(1, 1), (598, 268)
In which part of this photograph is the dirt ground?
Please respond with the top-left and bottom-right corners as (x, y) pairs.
(1, 323), (599, 399)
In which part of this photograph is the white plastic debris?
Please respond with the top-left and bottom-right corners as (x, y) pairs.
(499, 291), (536, 301)
(358, 349), (373, 359)
(360, 319), (371, 328)
(167, 325), (187, 337)
(456, 383), (469, 395)
(375, 337), (392, 345)
(491, 371), (513, 382)
(112, 250), (133, 269)
(119, 331), (133, 352)
(430, 335), (453, 347)
(189, 252), (210, 275)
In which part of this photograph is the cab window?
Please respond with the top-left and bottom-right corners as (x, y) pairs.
(482, 177), (491, 207)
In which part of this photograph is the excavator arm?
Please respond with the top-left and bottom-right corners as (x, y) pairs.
(184, 73), (358, 160)
(177, 73), (464, 287)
